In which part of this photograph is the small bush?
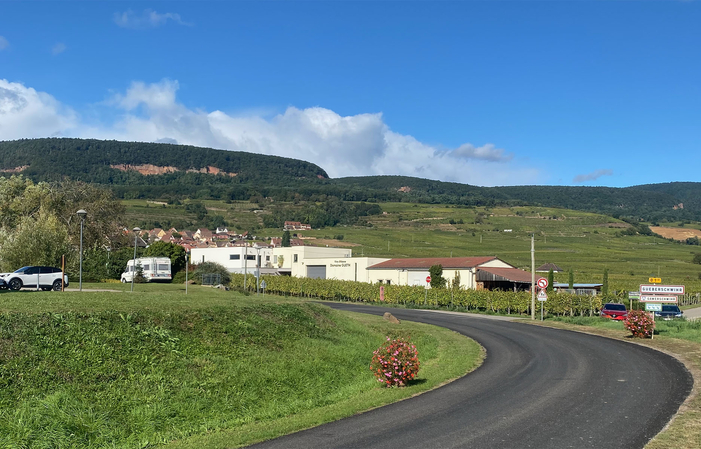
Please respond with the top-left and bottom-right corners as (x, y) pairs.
(623, 310), (655, 338)
(192, 261), (231, 285)
(370, 337), (420, 387)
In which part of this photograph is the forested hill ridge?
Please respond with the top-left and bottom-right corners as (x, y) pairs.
(0, 138), (328, 183)
(0, 138), (698, 222)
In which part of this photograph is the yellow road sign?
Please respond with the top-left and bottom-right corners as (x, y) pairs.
(648, 277), (662, 284)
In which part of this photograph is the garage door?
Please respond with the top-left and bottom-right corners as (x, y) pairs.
(307, 265), (327, 279)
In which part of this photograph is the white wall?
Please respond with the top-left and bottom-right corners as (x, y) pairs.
(272, 246), (352, 277)
(191, 246), (273, 274)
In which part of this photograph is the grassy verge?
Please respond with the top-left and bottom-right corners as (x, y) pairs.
(526, 317), (701, 448)
(0, 288), (483, 448)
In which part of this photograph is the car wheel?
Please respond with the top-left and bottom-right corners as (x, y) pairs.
(52, 280), (63, 291)
(121, 277), (126, 283)
(8, 278), (22, 291)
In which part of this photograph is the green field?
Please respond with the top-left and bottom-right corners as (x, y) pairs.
(0, 285), (482, 448)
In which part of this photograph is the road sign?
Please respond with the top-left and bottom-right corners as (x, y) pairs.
(426, 276), (431, 284)
(628, 291), (640, 300)
(537, 278), (548, 289)
(639, 295), (678, 303)
(260, 280), (267, 289)
(640, 284), (685, 295)
(645, 303), (663, 312)
(648, 277), (662, 284)
(537, 289), (548, 301)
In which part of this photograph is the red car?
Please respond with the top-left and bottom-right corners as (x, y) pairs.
(600, 303), (628, 320)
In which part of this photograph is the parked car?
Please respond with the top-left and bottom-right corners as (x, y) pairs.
(600, 303), (628, 320)
(0, 278), (6, 290)
(0, 266), (69, 291)
(654, 305), (684, 320)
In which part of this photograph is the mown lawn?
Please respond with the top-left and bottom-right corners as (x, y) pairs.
(0, 287), (482, 448)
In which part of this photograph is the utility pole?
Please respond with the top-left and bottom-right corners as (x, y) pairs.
(531, 234), (535, 320)
(243, 245), (247, 291)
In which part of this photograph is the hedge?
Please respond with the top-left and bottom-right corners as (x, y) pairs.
(230, 274), (603, 317)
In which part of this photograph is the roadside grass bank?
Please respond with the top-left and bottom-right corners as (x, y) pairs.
(526, 317), (701, 448)
(0, 289), (483, 448)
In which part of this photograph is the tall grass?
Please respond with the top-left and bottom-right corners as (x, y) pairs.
(0, 289), (481, 448)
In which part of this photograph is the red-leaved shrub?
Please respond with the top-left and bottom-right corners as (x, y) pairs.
(623, 310), (655, 338)
(370, 337), (420, 387)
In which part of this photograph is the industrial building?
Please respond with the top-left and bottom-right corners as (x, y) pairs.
(367, 257), (533, 291)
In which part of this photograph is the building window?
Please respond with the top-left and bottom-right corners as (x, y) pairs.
(246, 255), (255, 261)
(293, 254), (298, 263)
(386, 280), (391, 285)
(230, 254), (240, 260)
(266, 255), (270, 261)
(274, 255), (278, 263)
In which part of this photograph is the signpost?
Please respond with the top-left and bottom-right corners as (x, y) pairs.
(645, 303), (662, 312)
(639, 295), (678, 303)
(260, 279), (267, 296)
(537, 278), (548, 290)
(537, 289), (547, 321)
(424, 276), (431, 304)
(640, 284), (685, 295)
(380, 285), (385, 301)
(636, 280), (685, 339)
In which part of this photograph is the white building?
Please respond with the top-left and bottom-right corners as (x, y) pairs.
(272, 246), (352, 277)
(293, 257), (390, 282)
(191, 245), (275, 275)
(367, 257), (533, 291)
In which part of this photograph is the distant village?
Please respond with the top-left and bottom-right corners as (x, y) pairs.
(138, 221), (313, 251)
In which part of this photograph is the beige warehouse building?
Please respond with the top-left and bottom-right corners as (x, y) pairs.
(367, 256), (533, 291)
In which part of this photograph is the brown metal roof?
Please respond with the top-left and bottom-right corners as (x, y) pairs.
(477, 267), (533, 283)
(368, 257), (498, 270)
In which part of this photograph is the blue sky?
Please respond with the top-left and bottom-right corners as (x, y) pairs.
(0, 1), (699, 187)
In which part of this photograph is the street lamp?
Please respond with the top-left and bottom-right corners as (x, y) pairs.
(77, 209), (87, 291)
(255, 246), (261, 295)
(131, 227), (141, 293)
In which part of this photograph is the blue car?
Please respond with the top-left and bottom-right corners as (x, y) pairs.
(654, 305), (684, 320)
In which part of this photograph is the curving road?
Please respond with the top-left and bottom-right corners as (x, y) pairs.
(250, 304), (693, 449)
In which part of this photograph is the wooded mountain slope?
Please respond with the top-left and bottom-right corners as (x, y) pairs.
(0, 138), (697, 222)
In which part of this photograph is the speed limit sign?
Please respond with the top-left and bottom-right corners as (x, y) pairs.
(537, 278), (548, 289)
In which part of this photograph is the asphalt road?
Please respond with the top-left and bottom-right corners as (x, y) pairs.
(250, 304), (693, 449)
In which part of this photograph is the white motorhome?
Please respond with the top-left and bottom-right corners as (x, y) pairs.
(121, 257), (172, 283)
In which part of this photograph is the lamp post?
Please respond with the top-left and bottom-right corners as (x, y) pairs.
(185, 249), (189, 295)
(256, 246), (261, 295)
(77, 209), (87, 291)
(131, 227), (141, 293)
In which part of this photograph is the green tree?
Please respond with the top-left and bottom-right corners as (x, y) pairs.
(193, 261), (231, 285)
(144, 241), (186, 273)
(0, 211), (73, 271)
(547, 269), (554, 293)
(282, 230), (291, 247)
(451, 270), (461, 290)
(277, 255), (284, 268)
(429, 264), (447, 289)
(568, 268), (574, 291)
(602, 268), (609, 296)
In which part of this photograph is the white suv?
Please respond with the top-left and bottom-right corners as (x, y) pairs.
(0, 266), (69, 291)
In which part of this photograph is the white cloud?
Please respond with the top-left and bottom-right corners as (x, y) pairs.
(0, 36), (9, 50)
(0, 79), (77, 141)
(52, 43), (67, 55)
(113, 9), (191, 29)
(0, 79), (540, 186)
(572, 169), (613, 184)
